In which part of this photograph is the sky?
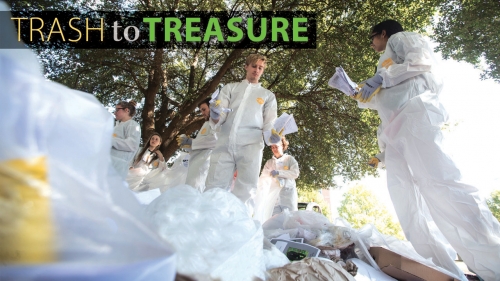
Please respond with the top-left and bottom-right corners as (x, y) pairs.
(328, 41), (500, 220)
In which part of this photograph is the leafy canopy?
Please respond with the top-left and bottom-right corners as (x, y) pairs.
(9, 0), (440, 189)
(338, 185), (405, 240)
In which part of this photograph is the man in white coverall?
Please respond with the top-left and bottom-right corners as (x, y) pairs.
(177, 98), (217, 192)
(205, 53), (281, 210)
(356, 20), (500, 280)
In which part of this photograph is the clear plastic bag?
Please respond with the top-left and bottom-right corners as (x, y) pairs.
(0, 51), (175, 280)
(263, 210), (356, 250)
(146, 185), (265, 280)
(253, 174), (282, 224)
(159, 152), (190, 193)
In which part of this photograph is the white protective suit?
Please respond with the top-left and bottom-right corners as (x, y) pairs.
(110, 119), (141, 179)
(127, 150), (166, 192)
(205, 80), (278, 209)
(254, 153), (299, 224)
(359, 31), (500, 281)
(185, 121), (217, 192)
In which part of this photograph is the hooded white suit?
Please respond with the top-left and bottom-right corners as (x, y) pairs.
(360, 31), (500, 280)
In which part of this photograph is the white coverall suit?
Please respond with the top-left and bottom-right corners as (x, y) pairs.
(205, 80), (277, 208)
(127, 150), (166, 192)
(263, 154), (300, 216)
(185, 121), (217, 192)
(111, 120), (141, 179)
(254, 154), (300, 223)
(360, 31), (500, 280)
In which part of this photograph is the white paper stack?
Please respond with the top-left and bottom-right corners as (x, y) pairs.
(264, 113), (298, 145)
(328, 66), (359, 96)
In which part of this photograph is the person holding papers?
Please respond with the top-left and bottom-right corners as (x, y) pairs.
(205, 53), (279, 213)
(349, 19), (500, 280)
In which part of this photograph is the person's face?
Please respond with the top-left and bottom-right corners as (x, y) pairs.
(370, 30), (388, 52)
(244, 59), (265, 83)
(149, 135), (162, 148)
(271, 143), (284, 158)
(199, 103), (210, 119)
(114, 106), (129, 121)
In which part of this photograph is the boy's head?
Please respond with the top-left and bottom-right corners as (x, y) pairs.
(369, 20), (404, 52)
(197, 97), (211, 121)
(244, 53), (267, 83)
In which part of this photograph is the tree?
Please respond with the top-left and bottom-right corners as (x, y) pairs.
(9, 0), (441, 189)
(298, 189), (331, 219)
(432, 0), (500, 82)
(338, 185), (404, 240)
(487, 190), (500, 222)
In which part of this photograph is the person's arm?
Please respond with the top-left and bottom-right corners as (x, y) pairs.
(191, 122), (217, 150)
(210, 84), (231, 127)
(156, 150), (167, 169)
(262, 91), (278, 133)
(112, 121), (141, 152)
(260, 159), (274, 177)
(276, 156), (299, 179)
(379, 32), (435, 88)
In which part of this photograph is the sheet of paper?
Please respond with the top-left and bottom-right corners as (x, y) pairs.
(209, 88), (220, 103)
(328, 66), (359, 96)
(274, 113), (298, 135)
(263, 113), (299, 146)
(209, 87), (232, 112)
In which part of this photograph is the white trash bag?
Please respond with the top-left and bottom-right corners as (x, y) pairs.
(146, 185), (265, 280)
(0, 46), (175, 280)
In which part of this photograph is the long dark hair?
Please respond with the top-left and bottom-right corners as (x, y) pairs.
(133, 132), (162, 166)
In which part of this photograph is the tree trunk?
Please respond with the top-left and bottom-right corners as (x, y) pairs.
(141, 48), (164, 141)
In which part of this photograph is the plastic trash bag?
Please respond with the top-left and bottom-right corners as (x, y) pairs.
(133, 188), (162, 205)
(263, 210), (355, 250)
(0, 50), (175, 280)
(159, 152), (190, 193)
(253, 174), (282, 224)
(263, 238), (290, 271)
(145, 185), (265, 280)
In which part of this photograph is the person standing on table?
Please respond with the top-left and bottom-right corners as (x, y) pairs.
(259, 136), (299, 216)
(353, 19), (500, 281)
(177, 98), (217, 192)
(111, 100), (141, 179)
(205, 53), (281, 211)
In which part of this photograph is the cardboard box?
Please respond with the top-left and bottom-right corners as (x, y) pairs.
(368, 247), (459, 281)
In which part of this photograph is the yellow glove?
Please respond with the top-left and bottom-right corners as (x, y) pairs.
(269, 128), (284, 144)
(368, 157), (380, 168)
(176, 134), (192, 148)
(353, 84), (381, 103)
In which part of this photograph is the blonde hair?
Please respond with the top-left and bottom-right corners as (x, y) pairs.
(281, 136), (289, 151)
(245, 53), (267, 67)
